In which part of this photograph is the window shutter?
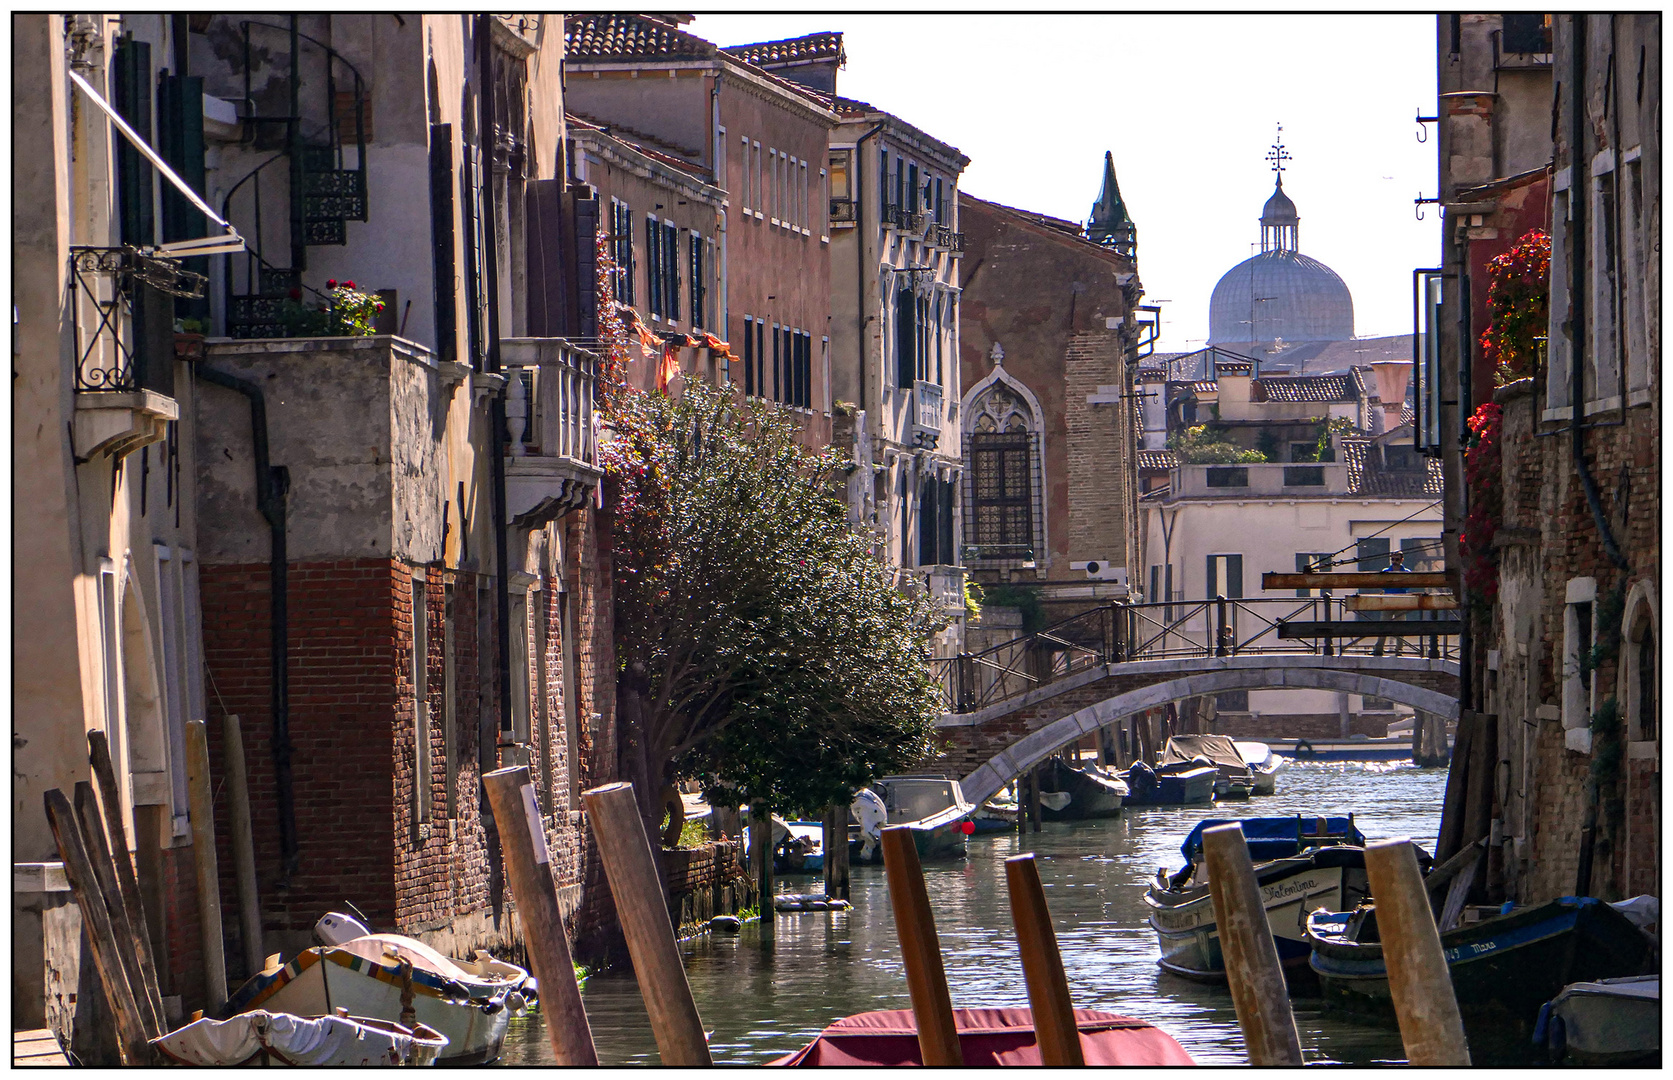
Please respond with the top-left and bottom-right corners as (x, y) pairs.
(896, 290), (915, 389)
(743, 316), (755, 396)
(1228, 554), (1243, 599)
(772, 323), (781, 402)
(939, 479), (955, 565)
(430, 125), (457, 365)
(919, 477), (937, 567)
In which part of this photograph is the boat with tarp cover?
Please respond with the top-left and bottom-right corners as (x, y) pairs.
(1145, 815), (1370, 982)
(767, 1008), (1195, 1065)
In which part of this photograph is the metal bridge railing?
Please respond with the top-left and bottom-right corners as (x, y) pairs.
(933, 596), (1458, 714)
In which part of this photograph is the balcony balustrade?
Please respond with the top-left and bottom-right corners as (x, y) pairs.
(912, 379), (944, 449)
(501, 337), (603, 526)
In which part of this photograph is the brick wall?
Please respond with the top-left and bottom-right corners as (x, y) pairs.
(1495, 382), (1658, 904)
(1062, 329), (1138, 577)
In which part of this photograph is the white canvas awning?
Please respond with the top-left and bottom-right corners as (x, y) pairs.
(68, 68), (245, 257)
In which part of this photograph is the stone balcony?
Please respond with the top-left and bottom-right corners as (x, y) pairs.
(501, 337), (604, 528)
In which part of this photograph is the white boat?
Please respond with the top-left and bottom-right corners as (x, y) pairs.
(1535, 974), (1659, 1065)
(224, 929), (532, 1065)
(153, 1010), (448, 1066)
(1233, 740), (1285, 795)
(1145, 817), (1368, 982)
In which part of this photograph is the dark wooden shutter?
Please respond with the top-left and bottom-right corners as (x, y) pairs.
(743, 316), (755, 396)
(428, 125), (460, 360)
(771, 323), (781, 401)
(919, 476), (937, 566)
(896, 290), (915, 389)
(157, 70), (207, 326)
(665, 222), (680, 322)
(938, 479), (955, 565)
(1227, 554), (1243, 599)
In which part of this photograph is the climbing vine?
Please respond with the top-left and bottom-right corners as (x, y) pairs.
(1478, 229), (1551, 385)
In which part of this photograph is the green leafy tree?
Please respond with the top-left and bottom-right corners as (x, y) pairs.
(603, 379), (943, 831)
(1167, 424), (1267, 464)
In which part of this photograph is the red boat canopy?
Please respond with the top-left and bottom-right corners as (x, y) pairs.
(768, 1008), (1195, 1066)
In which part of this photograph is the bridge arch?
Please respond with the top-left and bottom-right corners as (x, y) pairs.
(956, 660), (1459, 806)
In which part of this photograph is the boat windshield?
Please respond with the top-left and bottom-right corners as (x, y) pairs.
(881, 778), (965, 822)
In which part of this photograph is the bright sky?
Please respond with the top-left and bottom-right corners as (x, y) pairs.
(691, 13), (1441, 354)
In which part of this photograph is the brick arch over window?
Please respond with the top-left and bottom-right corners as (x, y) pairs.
(961, 359), (1047, 570)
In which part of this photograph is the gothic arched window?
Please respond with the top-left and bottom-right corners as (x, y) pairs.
(961, 360), (1046, 569)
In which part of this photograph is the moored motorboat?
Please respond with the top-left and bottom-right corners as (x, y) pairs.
(153, 1010), (448, 1067)
(1233, 740), (1285, 795)
(849, 776), (974, 863)
(1267, 735), (1424, 761)
(1145, 816), (1368, 982)
(971, 795), (1020, 833)
(224, 926), (532, 1065)
(768, 1008), (1195, 1065)
(1306, 895), (1656, 1034)
(1120, 760), (1216, 806)
(1037, 758), (1128, 821)
(1533, 974), (1659, 1065)
(1160, 735), (1258, 799)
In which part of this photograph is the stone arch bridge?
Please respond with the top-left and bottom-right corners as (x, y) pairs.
(926, 598), (1461, 806)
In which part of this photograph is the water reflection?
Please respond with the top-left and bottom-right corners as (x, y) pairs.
(502, 760), (1450, 1066)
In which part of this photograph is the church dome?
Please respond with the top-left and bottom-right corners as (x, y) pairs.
(1208, 250), (1354, 347)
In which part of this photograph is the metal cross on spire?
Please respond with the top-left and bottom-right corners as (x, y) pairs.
(1265, 124), (1291, 178)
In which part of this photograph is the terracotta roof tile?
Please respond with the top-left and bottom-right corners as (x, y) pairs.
(1138, 449), (1180, 471)
(1255, 373), (1357, 403)
(722, 32), (844, 68)
(564, 14), (714, 60)
(1342, 437), (1443, 497)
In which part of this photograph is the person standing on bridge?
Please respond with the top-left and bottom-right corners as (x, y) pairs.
(1371, 549), (1413, 657)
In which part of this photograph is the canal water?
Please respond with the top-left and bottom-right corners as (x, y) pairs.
(502, 760), (1458, 1066)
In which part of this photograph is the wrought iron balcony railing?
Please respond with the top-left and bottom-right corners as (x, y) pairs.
(71, 246), (206, 394)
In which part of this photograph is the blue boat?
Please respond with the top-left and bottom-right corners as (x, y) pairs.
(1306, 896), (1656, 1033)
(1121, 760), (1217, 806)
(1145, 817), (1369, 982)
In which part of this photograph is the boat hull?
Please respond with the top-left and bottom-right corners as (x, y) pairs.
(226, 949), (511, 1064)
(1122, 765), (1217, 806)
(1038, 760), (1126, 821)
(153, 1011), (447, 1067)
(1267, 738), (1414, 761)
(1536, 976), (1659, 1065)
(850, 818), (968, 863)
(1308, 898), (1656, 1032)
(1148, 857), (1365, 982)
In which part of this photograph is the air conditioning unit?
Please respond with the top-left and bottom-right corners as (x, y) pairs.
(1071, 560), (1128, 584)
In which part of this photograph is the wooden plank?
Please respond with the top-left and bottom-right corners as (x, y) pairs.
(1201, 824), (1303, 1065)
(1363, 841), (1471, 1065)
(43, 790), (153, 1065)
(1262, 572), (1453, 590)
(220, 715), (264, 977)
(880, 826), (962, 1066)
(1345, 594), (1460, 611)
(583, 782), (711, 1066)
(481, 766), (598, 1065)
(87, 732), (167, 1031)
(72, 782), (163, 1040)
(1004, 854), (1083, 1066)
(1276, 620), (1462, 638)
(184, 719), (228, 1011)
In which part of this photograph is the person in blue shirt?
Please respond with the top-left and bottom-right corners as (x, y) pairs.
(1371, 549), (1413, 656)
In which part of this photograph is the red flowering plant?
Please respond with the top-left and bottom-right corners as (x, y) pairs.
(275, 278), (383, 338)
(1460, 401), (1503, 614)
(1478, 229), (1550, 385)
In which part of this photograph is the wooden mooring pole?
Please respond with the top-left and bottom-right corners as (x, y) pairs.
(1004, 854), (1084, 1066)
(87, 731), (166, 1030)
(73, 782), (163, 1039)
(184, 719), (228, 1012)
(880, 826), (962, 1066)
(1201, 823), (1303, 1065)
(1363, 839), (1470, 1065)
(482, 766), (598, 1065)
(220, 716), (264, 977)
(584, 782), (712, 1066)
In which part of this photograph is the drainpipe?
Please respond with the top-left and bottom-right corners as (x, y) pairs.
(477, 16), (515, 763)
(196, 365), (298, 885)
(854, 122), (886, 422)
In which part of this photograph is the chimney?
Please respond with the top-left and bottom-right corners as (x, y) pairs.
(1216, 359), (1254, 419)
(1370, 360), (1412, 434)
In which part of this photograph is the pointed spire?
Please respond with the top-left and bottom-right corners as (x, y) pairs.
(1087, 151), (1137, 256)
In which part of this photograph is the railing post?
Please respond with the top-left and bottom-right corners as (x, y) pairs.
(1215, 595), (1229, 657)
(1321, 592), (1334, 656)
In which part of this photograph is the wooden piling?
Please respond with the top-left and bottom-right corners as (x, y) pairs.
(880, 825), (962, 1066)
(750, 801), (775, 942)
(1029, 765), (1043, 832)
(481, 766), (598, 1065)
(1362, 839), (1470, 1065)
(822, 803), (850, 902)
(87, 732), (166, 1031)
(220, 715), (264, 977)
(73, 782), (163, 1039)
(184, 719), (228, 1011)
(1004, 854), (1084, 1066)
(1201, 823), (1303, 1066)
(583, 782), (712, 1066)
(44, 790), (154, 1065)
